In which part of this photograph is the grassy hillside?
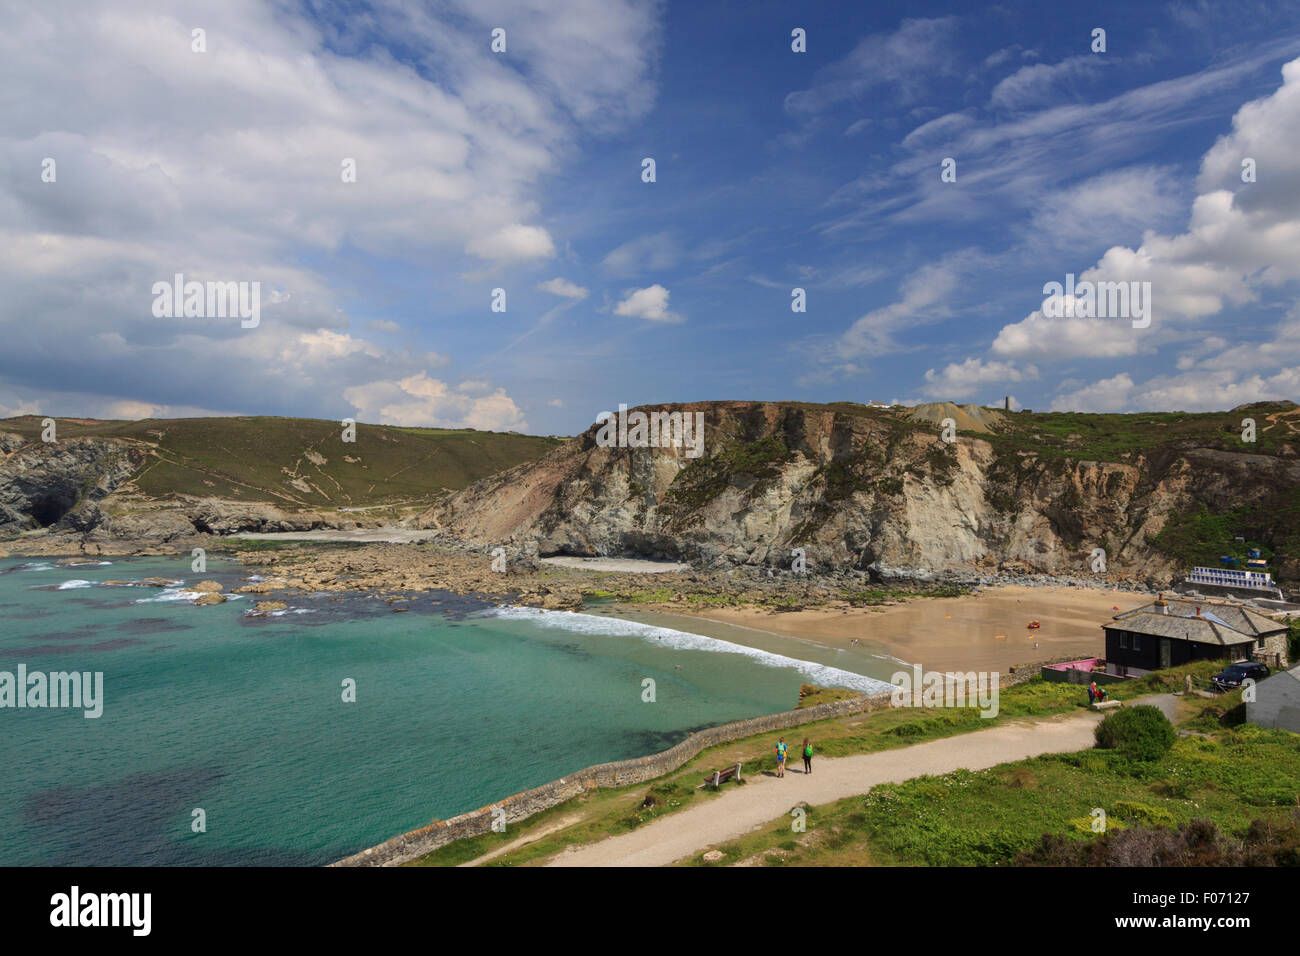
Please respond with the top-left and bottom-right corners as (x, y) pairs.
(0, 415), (566, 509)
(979, 401), (1300, 461)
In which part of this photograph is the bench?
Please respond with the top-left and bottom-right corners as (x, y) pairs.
(701, 763), (742, 788)
(1090, 699), (1122, 711)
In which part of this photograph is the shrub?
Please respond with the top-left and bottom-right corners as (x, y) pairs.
(1094, 705), (1176, 762)
(1112, 800), (1176, 827)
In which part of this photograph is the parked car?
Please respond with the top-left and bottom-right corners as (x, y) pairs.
(1211, 661), (1270, 693)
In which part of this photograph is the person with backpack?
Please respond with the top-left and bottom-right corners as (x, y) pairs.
(801, 737), (813, 774)
(775, 737), (788, 778)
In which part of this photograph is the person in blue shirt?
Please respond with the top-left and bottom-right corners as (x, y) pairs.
(775, 737), (787, 778)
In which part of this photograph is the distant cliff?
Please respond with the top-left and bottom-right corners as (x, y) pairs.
(423, 400), (1300, 586)
(0, 416), (561, 539)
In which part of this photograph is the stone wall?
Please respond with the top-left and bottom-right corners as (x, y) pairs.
(334, 660), (1050, 867)
(332, 689), (900, 866)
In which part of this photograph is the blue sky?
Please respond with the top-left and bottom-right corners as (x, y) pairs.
(4, 0), (1300, 434)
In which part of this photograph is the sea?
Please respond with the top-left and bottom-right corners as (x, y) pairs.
(0, 554), (895, 866)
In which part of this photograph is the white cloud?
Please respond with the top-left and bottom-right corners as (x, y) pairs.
(784, 17), (961, 117)
(837, 255), (973, 357)
(921, 359), (1038, 399)
(600, 232), (679, 277)
(993, 57), (1300, 364)
(343, 373), (527, 431)
(613, 284), (682, 323)
(465, 224), (556, 263)
(0, 0), (659, 421)
(366, 319), (402, 333)
(1052, 367), (1300, 413)
(989, 55), (1105, 110)
(537, 277), (589, 299)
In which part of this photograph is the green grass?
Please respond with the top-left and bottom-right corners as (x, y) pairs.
(406, 672), (1177, 867)
(687, 677), (1300, 867)
(977, 404), (1299, 462)
(0, 414), (564, 509)
(405, 661), (1252, 867)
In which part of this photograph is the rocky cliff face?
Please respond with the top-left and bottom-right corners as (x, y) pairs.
(0, 433), (147, 533)
(424, 401), (1300, 584)
(0, 431), (338, 539)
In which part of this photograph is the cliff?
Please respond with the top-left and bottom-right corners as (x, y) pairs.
(0, 416), (561, 540)
(423, 400), (1300, 585)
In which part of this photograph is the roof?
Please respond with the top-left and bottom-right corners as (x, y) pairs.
(1104, 597), (1287, 646)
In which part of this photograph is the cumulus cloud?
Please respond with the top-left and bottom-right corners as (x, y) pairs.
(343, 373), (527, 431)
(537, 277), (590, 299)
(465, 224), (556, 263)
(993, 56), (1300, 374)
(0, 0), (658, 421)
(921, 359), (1038, 399)
(613, 284), (682, 323)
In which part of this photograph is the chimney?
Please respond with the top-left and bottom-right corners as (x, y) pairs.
(1004, 396), (1011, 411)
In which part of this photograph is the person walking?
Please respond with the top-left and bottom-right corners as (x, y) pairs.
(801, 737), (813, 775)
(775, 737), (788, 778)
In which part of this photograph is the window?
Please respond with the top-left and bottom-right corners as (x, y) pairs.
(1133, 633), (1142, 651)
(1119, 632), (1128, 649)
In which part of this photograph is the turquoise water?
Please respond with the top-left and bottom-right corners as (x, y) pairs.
(0, 555), (891, 866)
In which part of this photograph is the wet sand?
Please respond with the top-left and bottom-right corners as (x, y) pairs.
(632, 584), (1149, 673)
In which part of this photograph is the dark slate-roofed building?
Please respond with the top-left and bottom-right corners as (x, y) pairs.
(1102, 595), (1290, 677)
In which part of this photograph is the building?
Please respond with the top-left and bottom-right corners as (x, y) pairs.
(1246, 663), (1300, 731)
(1181, 565), (1283, 601)
(1101, 595), (1289, 677)
(1245, 664), (1300, 733)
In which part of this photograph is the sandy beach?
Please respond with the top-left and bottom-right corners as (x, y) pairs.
(637, 584), (1149, 673)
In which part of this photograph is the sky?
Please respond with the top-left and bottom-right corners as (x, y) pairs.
(3, 0), (1300, 435)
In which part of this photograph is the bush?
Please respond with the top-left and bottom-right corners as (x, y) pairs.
(1112, 801), (1176, 827)
(1094, 705), (1176, 762)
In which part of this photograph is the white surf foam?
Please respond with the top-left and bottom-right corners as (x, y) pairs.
(486, 605), (895, 695)
(56, 579), (94, 590)
(132, 587), (242, 604)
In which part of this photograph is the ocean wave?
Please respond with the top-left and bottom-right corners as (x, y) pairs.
(485, 606), (895, 695)
(134, 588), (244, 605)
(56, 579), (94, 590)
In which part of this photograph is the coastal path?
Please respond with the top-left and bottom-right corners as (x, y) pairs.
(543, 696), (1176, 867)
